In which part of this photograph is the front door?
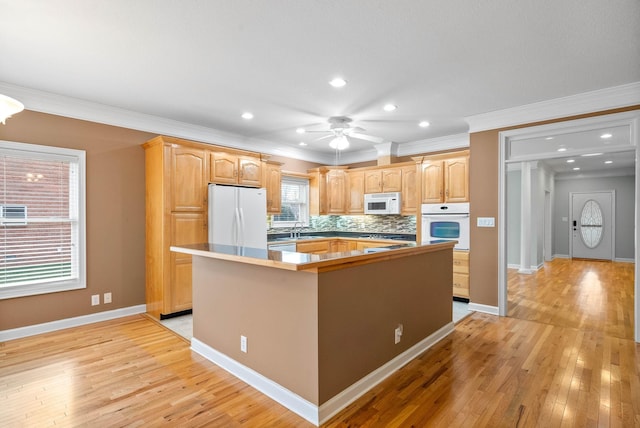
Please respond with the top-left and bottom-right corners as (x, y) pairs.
(570, 191), (614, 260)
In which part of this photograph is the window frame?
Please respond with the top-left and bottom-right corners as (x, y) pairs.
(272, 175), (309, 228)
(0, 140), (86, 300)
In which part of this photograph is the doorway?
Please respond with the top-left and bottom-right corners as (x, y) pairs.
(498, 110), (640, 343)
(570, 191), (615, 260)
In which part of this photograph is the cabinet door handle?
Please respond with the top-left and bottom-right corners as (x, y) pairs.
(234, 168), (238, 177)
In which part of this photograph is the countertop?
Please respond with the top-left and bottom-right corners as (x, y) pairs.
(267, 231), (416, 243)
(171, 240), (455, 272)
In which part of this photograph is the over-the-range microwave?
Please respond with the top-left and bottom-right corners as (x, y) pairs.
(364, 192), (401, 215)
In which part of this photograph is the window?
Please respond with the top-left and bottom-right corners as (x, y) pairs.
(0, 141), (86, 299)
(273, 176), (309, 227)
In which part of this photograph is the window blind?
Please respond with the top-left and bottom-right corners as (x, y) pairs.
(273, 176), (308, 224)
(0, 153), (79, 287)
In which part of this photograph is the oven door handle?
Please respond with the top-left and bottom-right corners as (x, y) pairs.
(422, 214), (469, 218)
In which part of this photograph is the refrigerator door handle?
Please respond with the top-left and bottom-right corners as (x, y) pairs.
(234, 207), (241, 246)
(238, 208), (245, 247)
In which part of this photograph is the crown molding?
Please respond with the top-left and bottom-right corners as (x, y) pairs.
(397, 133), (469, 156)
(0, 81), (340, 164)
(465, 82), (640, 133)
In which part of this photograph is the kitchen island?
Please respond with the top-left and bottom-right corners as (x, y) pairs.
(171, 241), (455, 425)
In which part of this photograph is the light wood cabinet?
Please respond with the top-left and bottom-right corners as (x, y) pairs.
(346, 170), (365, 214)
(171, 147), (207, 212)
(401, 165), (418, 214)
(327, 169), (347, 214)
(143, 137), (210, 318)
(262, 160), (282, 214)
(453, 250), (470, 299)
(444, 157), (469, 203)
(355, 241), (390, 251)
(421, 153), (469, 203)
(309, 167), (348, 215)
(296, 240), (330, 254)
(364, 168), (402, 194)
(210, 152), (262, 187)
(170, 212), (207, 313)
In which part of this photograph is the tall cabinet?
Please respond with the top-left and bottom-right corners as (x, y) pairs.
(144, 137), (208, 319)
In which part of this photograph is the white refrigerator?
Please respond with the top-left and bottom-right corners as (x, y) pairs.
(208, 184), (267, 249)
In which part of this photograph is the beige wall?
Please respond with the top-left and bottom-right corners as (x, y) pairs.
(190, 248), (452, 406)
(468, 105), (640, 307)
(0, 111), (156, 330)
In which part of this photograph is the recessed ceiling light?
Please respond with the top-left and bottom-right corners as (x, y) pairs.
(329, 77), (347, 88)
(566, 159), (575, 163)
(419, 121), (430, 128)
(557, 147), (567, 152)
(581, 152), (603, 157)
(296, 128), (306, 134)
(604, 160), (613, 164)
(383, 104), (397, 112)
(573, 167), (581, 171)
(600, 133), (612, 139)
(545, 137), (554, 140)
(241, 112), (253, 120)
(299, 142), (307, 146)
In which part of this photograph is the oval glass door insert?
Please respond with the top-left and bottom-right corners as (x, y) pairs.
(580, 199), (603, 248)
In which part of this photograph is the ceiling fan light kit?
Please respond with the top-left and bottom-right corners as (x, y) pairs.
(329, 135), (349, 150)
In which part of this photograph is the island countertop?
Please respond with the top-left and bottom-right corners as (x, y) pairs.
(170, 240), (455, 272)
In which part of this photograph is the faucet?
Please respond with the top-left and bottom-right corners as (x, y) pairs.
(291, 222), (303, 239)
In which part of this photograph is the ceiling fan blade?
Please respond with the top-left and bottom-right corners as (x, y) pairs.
(350, 132), (384, 144)
(315, 134), (335, 141)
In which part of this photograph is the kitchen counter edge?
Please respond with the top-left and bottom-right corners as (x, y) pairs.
(170, 241), (455, 273)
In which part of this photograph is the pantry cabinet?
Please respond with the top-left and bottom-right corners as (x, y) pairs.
(143, 137), (209, 318)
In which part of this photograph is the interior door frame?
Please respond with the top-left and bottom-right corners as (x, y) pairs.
(498, 110), (640, 343)
(569, 190), (615, 260)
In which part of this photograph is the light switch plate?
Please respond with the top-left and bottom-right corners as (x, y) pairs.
(477, 217), (495, 227)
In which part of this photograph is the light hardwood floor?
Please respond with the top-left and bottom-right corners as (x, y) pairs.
(1, 259), (638, 427)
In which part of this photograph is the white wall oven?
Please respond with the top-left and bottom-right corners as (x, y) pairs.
(421, 202), (470, 250)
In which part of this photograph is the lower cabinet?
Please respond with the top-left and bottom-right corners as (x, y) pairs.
(296, 240), (330, 254)
(168, 212), (207, 314)
(453, 250), (470, 300)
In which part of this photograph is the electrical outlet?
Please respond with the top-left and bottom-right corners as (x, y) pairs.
(394, 324), (403, 344)
(240, 335), (248, 353)
(103, 292), (112, 304)
(91, 294), (100, 306)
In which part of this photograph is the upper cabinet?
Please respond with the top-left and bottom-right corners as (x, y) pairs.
(308, 167), (348, 215)
(421, 152), (469, 203)
(262, 160), (282, 214)
(400, 164), (418, 214)
(171, 146), (208, 212)
(210, 152), (262, 187)
(346, 170), (365, 214)
(364, 169), (402, 194)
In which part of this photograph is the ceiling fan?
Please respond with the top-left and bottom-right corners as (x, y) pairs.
(305, 116), (384, 150)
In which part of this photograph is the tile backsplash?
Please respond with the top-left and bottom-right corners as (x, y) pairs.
(268, 215), (416, 234)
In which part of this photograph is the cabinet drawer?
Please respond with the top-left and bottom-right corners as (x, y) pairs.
(453, 273), (469, 298)
(296, 240), (330, 254)
(453, 250), (469, 273)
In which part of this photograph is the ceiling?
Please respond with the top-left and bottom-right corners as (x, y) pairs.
(1, 1), (639, 161)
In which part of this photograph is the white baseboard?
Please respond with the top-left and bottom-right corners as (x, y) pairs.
(318, 322), (455, 424)
(468, 302), (500, 316)
(614, 257), (635, 263)
(0, 304), (147, 342)
(192, 322), (456, 426)
(553, 254), (569, 259)
(191, 338), (319, 425)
